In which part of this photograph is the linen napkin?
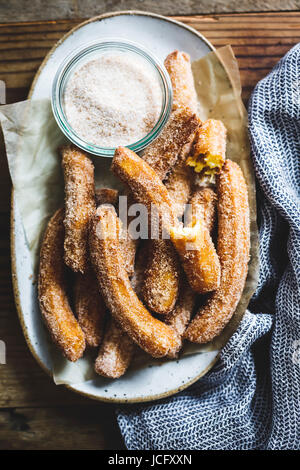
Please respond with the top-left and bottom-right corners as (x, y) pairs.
(116, 44), (300, 450)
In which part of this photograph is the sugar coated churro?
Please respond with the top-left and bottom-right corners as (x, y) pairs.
(164, 50), (200, 164)
(95, 187), (118, 207)
(164, 50), (198, 114)
(170, 219), (221, 294)
(186, 187), (217, 233)
(142, 240), (180, 315)
(95, 318), (134, 378)
(143, 160), (192, 314)
(74, 187), (119, 347)
(165, 276), (197, 356)
(170, 187), (218, 294)
(119, 191), (139, 278)
(130, 242), (148, 299)
(112, 147), (220, 294)
(185, 159), (250, 343)
(165, 160), (194, 217)
(74, 270), (106, 348)
(94, 185), (135, 374)
(38, 208), (85, 362)
(112, 146), (177, 233)
(89, 205), (180, 358)
(62, 145), (96, 273)
(96, 187), (137, 277)
(187, 119), (227, 177)
(142, 107), (200, 180)
(143, 49), (199, 313)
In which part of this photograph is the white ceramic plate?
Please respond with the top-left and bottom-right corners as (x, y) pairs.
(11, 11), (219, 403)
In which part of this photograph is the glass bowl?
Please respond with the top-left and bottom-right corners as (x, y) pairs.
(51, 39), (173, 157)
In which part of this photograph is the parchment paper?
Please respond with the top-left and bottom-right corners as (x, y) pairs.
(0, 46), (259, 385)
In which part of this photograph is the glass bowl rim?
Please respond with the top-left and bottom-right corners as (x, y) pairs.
(51, 38), (173, 157)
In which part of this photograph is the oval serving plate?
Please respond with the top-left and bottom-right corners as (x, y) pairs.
(11, 11), (220, 403)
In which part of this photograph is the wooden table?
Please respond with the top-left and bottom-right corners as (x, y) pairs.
(1, 11), (299, 450)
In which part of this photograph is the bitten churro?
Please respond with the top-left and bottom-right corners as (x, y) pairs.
(164, 192), (216, 343)
(165, 277), (197, 356)
(187, 119), (227, 177)
(186, 187), (217, 233)
(164, 50), (198, 114)
(38, 208), (85, 362)
(143, 162), (192, 314)
(141, 52), (199, 315)
(112, 147), (220, 294)
(62, 145), (96, 273)
(170, 219), (221, 294)
(112, 147), (177, 233)
(95, 318), (134, 378)
(142, 107), (200, 180)
(74, 270), (106, 348)
(185, 160), (250, 343)
(165, 161), (194, 217)
(89, 205), (180, 358)
(142, 240), (180, 315)
(119, 191), (139, 278)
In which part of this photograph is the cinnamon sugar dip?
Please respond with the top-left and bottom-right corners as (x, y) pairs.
(63, 52), (163, 148)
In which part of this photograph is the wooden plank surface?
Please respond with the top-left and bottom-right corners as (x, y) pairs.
(0, 406), (125, 450)
(1, 12), (300, 105)
(0, 1), (299, 23)
(0, 11), (299, 449)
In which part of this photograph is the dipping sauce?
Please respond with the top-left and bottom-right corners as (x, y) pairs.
(63, 52), (163, 148)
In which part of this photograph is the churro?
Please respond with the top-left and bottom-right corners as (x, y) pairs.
(141, 106), (195, 312)
(112, 147), (220, 294)
(95, 187), (118, 207)
(95, 318), (134, 378)
(142, 240), (180, 315)
(95, 187), (137, 276)
(185, 160), (250, 343)
(74, 270), (106, 348)
(165, 276), (197, 355)
(89, 205), (180, 358)
(130, 242), (148, 299)
(94, 187), (136, 374)
(142, 107), (200, 180)
(170, 218), (221, 294)
(169, 188), (218, 294)
(142, 161), (191, 315)
(165, 160), (194, 217)
(112, 147), (177, 233)
(187, 119), (227, 177)
(74, 187), (119, 347)
(62, 145), (96, 273)
(119, 191), (139, 277)
(38, 208), (85, 362)
(164, 50), (198, 114)
(186, 187), (217, 233)
(143, 55), (197, 308)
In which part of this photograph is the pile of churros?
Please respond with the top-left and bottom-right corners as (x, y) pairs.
(38, 50), (250, 378)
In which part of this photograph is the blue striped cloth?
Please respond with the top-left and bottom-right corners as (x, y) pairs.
(116, 45), (300, 450)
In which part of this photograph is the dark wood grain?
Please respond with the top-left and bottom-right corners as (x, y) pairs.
(0, 406), (125, 450)
(0, 11), (299, 450)
(1, 13), (300, 102)
(0, 1), (299, 23)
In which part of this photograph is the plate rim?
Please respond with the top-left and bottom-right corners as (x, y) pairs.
(11, 10), (219, 403)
